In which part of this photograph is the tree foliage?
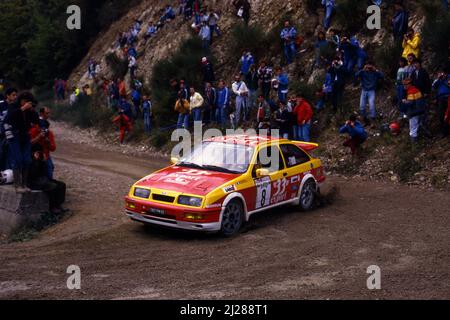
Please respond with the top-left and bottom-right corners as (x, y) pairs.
(0, 0), (140, 89)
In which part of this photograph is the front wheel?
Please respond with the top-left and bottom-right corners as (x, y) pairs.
(220, 200), (244, 237)
(299, 179), (316, 211)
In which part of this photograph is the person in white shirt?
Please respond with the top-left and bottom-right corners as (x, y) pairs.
(190, 87), (204, 123)
(232, 74), (249, 126)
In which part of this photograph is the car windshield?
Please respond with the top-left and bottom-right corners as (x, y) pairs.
(178, 142), (255, 174)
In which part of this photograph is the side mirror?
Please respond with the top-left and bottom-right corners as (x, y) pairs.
(256, 168), (270, 178)
(170, 157), (179, 165)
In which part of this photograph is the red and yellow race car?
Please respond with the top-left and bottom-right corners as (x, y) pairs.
(125, 135), (326, 236)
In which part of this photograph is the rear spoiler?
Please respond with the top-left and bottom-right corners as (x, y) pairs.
(292, 141), (319, 152)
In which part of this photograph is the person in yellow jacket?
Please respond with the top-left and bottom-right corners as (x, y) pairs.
(402, 28), (421, 59)
(175, 93), (191, 129)
(189, 87), (204, 123)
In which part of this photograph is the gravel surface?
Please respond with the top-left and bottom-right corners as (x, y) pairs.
(0, 122), (449, 299)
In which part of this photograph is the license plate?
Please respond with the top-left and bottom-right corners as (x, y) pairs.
(149, 208), (165, 216)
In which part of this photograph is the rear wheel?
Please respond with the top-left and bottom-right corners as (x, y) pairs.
(299, 179), (316, 211)
(220, 200), (244, 237)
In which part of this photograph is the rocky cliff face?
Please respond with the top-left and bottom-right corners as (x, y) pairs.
(67, 1), (449, 190)
(69, 0), (319, 88)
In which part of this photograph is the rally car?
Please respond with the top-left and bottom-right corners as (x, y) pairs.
(125, 135), (326, 236)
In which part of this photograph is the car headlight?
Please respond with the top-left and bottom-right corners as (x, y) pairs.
(134, 187), (151, 199)
(178, 195), (202, 207)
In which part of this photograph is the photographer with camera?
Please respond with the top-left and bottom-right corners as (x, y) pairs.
(339, 114), (368, 157)
(3, 92), (39, 193)
(355, 62), (384, 127)
(29, 107), (56, 180)
(402, 27), (421, 60)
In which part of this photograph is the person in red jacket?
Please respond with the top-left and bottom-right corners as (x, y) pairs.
(113, 110), (133, 144)
(293, 94), (313, 142)
(29, 123), (56, 179)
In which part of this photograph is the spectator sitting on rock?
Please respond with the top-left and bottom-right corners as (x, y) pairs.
(339, 114), (368, 156)
(161, 5), (176, 22)
(28, 144), (67, 216)
(145, 22), (157, 40)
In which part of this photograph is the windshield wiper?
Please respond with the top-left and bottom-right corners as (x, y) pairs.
(177, 162), (205, 170)
(201, 165), (241, 174)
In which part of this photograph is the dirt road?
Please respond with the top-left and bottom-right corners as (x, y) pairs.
(0, 124), (449, 300)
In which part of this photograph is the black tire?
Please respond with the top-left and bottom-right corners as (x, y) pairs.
(299, 179), (316, 211)
(220, 199), (244, 237)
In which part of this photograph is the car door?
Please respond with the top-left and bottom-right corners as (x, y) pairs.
(279, 143), (313, 200)
(252, 145), (288, 210)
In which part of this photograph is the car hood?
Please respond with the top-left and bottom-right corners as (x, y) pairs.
(135, 166), (241, 196)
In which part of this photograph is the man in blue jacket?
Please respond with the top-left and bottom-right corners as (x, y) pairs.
(339, 114), (368, 156)
(280, 21), (297, 65)
(392, 1), (409, 41)
(355, 62), (384, 126)
(275, 67), (289, 104)
(240, 51), (255, 76)
(216, 80), (230, 129)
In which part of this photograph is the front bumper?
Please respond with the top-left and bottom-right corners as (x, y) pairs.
(125, 196), (222, 232)
(126, 211), (222, 232)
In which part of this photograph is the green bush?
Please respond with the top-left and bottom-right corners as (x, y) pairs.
(374, 38), (403, 77)
(418, 0), (450, 69)
(50, 94), (114, 130)
(151, 37), (211, 127)
(334, 0), (368, 34)
(105, 52), (129, 80)
(230, 24), (267, 59)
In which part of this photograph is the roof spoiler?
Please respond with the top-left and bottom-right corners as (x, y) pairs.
(292, 141), (319, 152)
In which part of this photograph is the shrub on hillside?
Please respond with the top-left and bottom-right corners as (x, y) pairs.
(105, 52), (129, 80)
(334, 0), (367, 34)
(151, 37), (211, 127)
(230, 24), (267, 58)
(418, 0), (450, 69)
(374, 38), (403, 77)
